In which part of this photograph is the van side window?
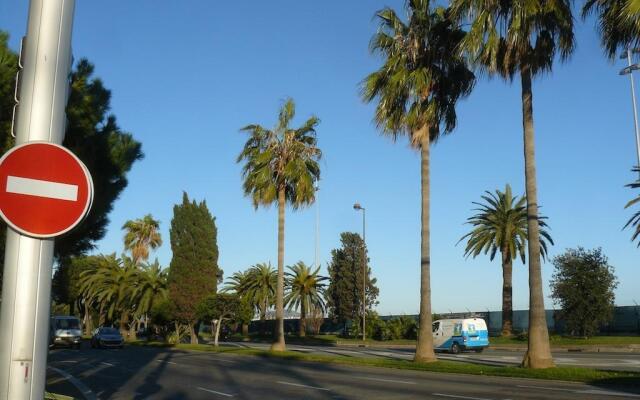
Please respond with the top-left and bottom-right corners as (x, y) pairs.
(432, 322), (440, 332)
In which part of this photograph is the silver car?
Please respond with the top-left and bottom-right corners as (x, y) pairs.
(91, 327), (124, 349)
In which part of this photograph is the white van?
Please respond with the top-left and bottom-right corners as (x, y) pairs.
(49, 316), (82, 348)
(432, 318), (489, 353)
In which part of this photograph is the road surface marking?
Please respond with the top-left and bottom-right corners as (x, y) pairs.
(155, 360), (177, 365)
(518, 385), (640, 398)
(6, 176), (78, 201)
(197, 387), (234, 397)
(276, 381), (330, 391)
(100, 362), (114, 367)
(433, 393), (496, 400)
(47, 366), (97, 400)
(354, 376), (416, 385)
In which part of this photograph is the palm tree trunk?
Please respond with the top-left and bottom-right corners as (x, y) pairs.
(242, 323), (249, 338)
(520, 66), (554, 369)
(299, 298), (306, 337)
(260, 306), (266, 336)
(83, 302), (93, 337)
(414, 126), (437, 363)
(271, 187), (286, 351)
(501, 249), (513, 337)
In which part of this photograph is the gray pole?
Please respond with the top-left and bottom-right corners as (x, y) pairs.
(0, 1), (75, 399)
(361, 208), (366, 343)
(625, 49), (640, 173)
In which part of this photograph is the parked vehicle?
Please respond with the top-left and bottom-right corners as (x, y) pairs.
(91, 327), (124, 349)
(49, 316), (82, 348)
(432, 318), (489, 353)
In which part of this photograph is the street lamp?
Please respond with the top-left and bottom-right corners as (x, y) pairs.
(619, 48), (640, 176)
(353, 202), (366, 342)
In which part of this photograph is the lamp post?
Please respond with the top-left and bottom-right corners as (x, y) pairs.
(353, 202), (366, 342)
(619, 48), (640, 176)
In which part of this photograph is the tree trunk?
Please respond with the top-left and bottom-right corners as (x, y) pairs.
(271, 187), (286, 351)
(83, 302), (93, 337)
(190, 323), (199, 344)
(214, 319), (222, 347)
(414, 127), (437, 363)
(501, 248), (513, 337)
(520, 66), (554, 369)
(119, 312), (129, 340)
(99, 303), (105, 327)
(299, 298), (306, 337)
(242, 323), (249, 339)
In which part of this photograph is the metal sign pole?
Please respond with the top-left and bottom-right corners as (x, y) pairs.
(0, 1), (75, 399)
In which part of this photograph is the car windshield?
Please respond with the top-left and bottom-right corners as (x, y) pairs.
(100, 327), (120, 335)
(432, 322), (440, 332)
(55, 319), (80, 330)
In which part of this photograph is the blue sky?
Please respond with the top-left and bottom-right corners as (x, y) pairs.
(1, 1), (638, 315)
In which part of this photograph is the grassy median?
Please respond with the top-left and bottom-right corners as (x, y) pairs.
(130, 341), (640, 387)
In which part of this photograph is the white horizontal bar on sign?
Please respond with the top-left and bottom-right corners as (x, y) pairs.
(6, 175), (78, 201)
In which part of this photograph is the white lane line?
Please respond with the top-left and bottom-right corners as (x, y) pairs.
(155, 359), (177, 365)
(100, 362), (114, 367)
(276, 381), (330, 391)
(58, 360), (78, 363)
(354, 376), (416, 385)
(47, 366), (97, 400)
(517, 385), (640, 398)
(197, 387), (234, 397)
(433, 393), (496, 400)
(6, 176), (78, 201)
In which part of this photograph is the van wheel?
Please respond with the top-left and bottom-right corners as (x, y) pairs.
(450, 342), (460, 354)
(474, 348), (484, 353)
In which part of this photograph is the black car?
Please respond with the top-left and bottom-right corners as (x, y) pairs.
(91, 327), (124, 349)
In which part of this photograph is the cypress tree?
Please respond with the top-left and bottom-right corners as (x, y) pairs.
(168, 192), (219, 344)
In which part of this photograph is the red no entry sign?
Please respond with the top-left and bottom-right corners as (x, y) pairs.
(0, 142), (93, 238)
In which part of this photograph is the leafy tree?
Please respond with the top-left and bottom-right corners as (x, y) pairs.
(583, 0), (640, 59)
(167, 192), (219, 344)
(451, 0), (574, 369)
(237, 98), (322, 351)
(550, 248), (618, 337)
(361, 1), (475, 362)
(326, 232), (379, 334)
(459, 185), (554, 336)
(197, 293), (241, 347)
(284, 261), (328, 337)
(0, 34), (143, 292)
(624, 167), (640, 246)
(122, 214), (162, 264)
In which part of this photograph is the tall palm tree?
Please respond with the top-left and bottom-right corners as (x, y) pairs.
(284, 261), (328, 337)
(459, 184), (554, 337)
(237, 99), (322, 351)
(361, 0), (475, 362)
(451, 0), (574, 369)
(583, 0), (640, 59)
(624, 167), (640, 245)
(122, 214), (162, 264)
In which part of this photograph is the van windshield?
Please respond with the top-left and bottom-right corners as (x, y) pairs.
(55, 319), (80, 330)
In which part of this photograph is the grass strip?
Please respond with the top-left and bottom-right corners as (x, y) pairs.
(130, 341), (640, 387)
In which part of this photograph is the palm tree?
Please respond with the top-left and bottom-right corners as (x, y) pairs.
(132, 259), (168, 333)
(625, 167), (640, 245)
(361, 1), (475, 362)
(237, 99), (322, 351)
(122, 214), (162, 264)
(284, 262), (328, 337)
(245, 263), (277, 336)
(583, 0), (640, 59)
(223, 270), (255, 337)
(451, 0), (574, 369)
(459, 185), (554, 337)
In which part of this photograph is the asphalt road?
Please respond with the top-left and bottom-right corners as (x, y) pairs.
(47, 345), (640, 400)
(227, 342), (640, 372)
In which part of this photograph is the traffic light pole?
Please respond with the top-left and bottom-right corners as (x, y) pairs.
(0, 1), (75, 399)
